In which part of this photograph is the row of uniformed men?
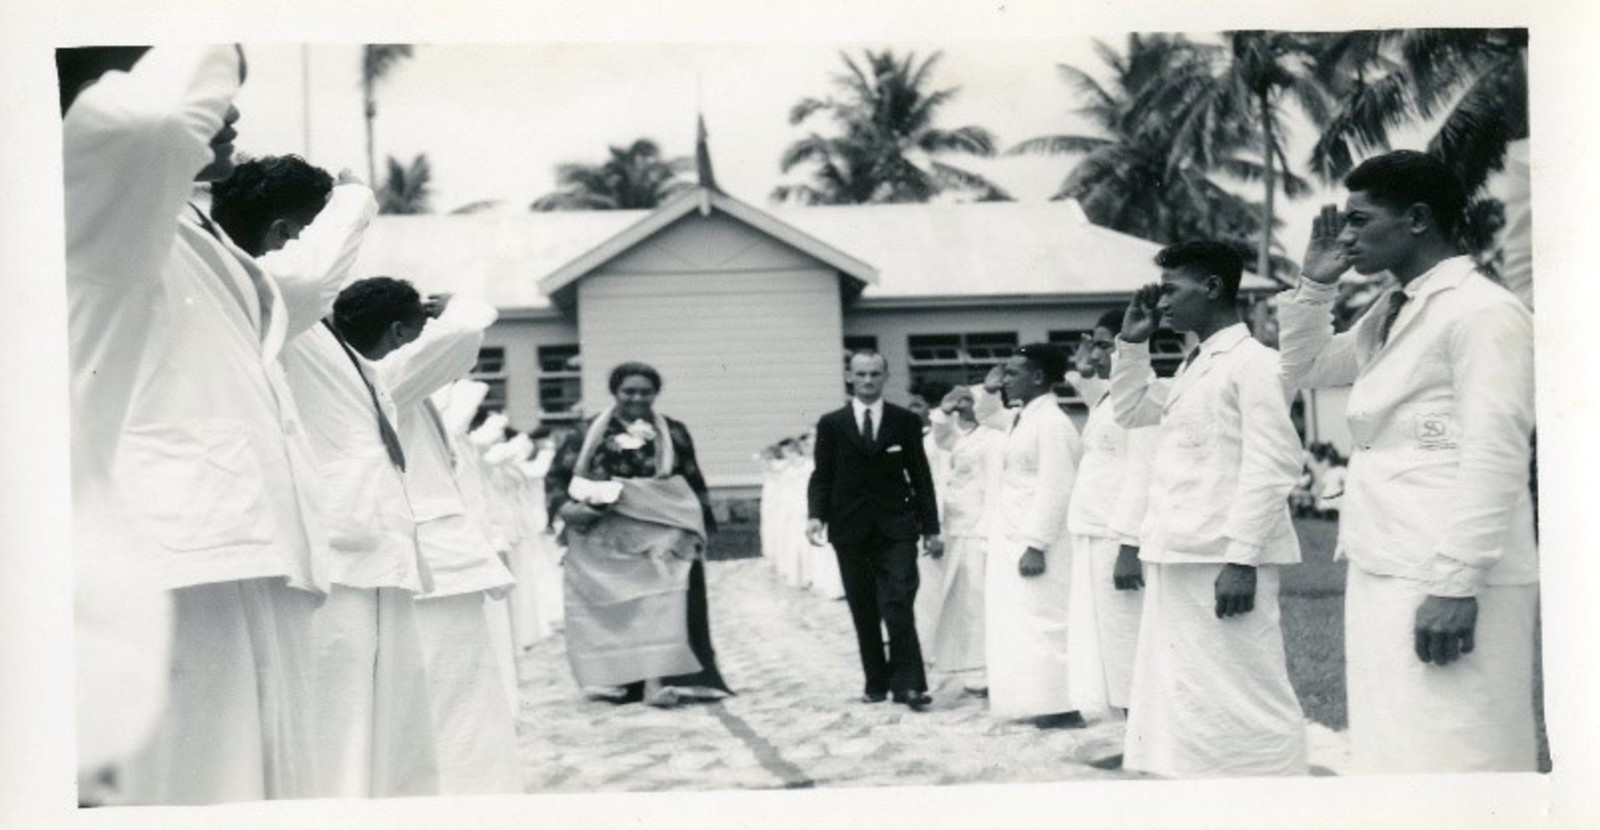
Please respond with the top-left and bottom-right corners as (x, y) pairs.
(64, 45), (561, 804)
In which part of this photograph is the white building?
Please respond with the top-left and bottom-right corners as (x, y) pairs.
(352, 182), (1285, 496)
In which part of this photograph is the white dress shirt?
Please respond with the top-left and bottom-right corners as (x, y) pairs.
(1111, 323), (1302, 566)
(379, 299), (514, 598)
(1277, 257), (1536, 595)
(850, 397), (885, 439)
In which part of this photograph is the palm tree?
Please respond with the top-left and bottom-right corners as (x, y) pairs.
(530, 139), (695, 211)
(362, 45), (414, 186)
(1009, 34), (1263, 245)
(1137, 32), (1327, 282)
(1307, 29), (1527, 195)
(377, 153), (432, 215)
(773, 49), (1009, 205)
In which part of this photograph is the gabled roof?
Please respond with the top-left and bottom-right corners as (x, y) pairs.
(349, 197), (1277, 312)
(535, 187), (878, 299)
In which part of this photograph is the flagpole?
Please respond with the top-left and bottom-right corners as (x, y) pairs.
(301, 45), (312, 157)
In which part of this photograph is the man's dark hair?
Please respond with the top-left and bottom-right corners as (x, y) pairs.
(608, 361), (663, 394)
(1344, 149), (1468, 236)
(56, 46), (151, 116)
(1094, 308), (1124, 334)
(332, 276), (424, 353)
(210, 155), (334, 256)
(847, 349), (888, 372)
(1016, 343), (1068, 384)
(1155, 240), (1245, 300)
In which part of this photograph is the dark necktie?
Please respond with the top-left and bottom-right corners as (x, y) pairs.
(323, 320), (407, 472)
(1377, 291), (1410, 347)
(861, 409), (875, 444)
(1179, 346), (1201, 377)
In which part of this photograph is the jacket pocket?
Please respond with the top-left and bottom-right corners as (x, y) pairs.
(118, 419), (271, 552)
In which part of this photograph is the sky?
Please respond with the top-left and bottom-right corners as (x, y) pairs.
(228, 37), (1475, 266)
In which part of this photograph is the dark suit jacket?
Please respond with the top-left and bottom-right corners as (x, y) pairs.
(807, 401), (940, 549)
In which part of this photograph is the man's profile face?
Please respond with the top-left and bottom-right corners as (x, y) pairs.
(1088, 326), (1117, 379)
(1157, 266), (1212, 335)
(847, 354), (887, 402)
(1000, 355), (1039, 405)
(1339, 190), (1415, 276)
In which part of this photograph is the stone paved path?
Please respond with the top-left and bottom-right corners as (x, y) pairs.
(511, 558), (1350, 793)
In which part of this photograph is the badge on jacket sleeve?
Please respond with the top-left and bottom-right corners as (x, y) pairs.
(1414, 413), (1457, 451)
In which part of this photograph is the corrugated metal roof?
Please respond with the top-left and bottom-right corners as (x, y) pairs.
(349, 196), (1276, 309)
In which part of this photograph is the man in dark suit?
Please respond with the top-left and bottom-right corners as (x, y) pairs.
(808, 351), (943, 710)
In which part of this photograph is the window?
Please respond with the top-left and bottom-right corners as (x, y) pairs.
(1046, 330), (1090, 406)
(1149, 330), (1188, 378)
(841, 335), (879, 396)
(907, 332), (1016, 402)
(537, 344), (582, 422)
(471, 347), (508, 417)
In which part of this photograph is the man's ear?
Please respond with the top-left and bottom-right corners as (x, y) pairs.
(1407, 202), (1434, 236)
(1205, 274), (1224, 300)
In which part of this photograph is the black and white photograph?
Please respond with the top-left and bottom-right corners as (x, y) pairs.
(2, 1), (1596, 827)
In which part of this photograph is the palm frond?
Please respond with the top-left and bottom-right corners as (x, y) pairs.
(1006, 134), (1111, 157)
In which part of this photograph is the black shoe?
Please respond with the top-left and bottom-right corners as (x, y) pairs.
(893, 691), (932, 711)
(1032, 711), (1087, 730)
(861, 691), (888, 704)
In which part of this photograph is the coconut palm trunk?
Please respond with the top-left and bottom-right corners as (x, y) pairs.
(363, 77), (377, 186)
(1258, 92), (1276, 282)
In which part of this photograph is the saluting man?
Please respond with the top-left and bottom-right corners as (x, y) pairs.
(1279, 150), (1539, 773)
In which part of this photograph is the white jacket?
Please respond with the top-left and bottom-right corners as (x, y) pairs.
(1276, 258), (1536, 595)
(928, 406), (1004, 540)
(1066, 387), (1157, 546)
(281, 323), (429, 593)
(379, 299), (515, 598)
(1111, 324), (1302, 566)
(995, 394), (1083, 552)
(72, 47), (374, 592)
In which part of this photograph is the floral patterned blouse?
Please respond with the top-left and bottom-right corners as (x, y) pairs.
(544, 414), (716, 533)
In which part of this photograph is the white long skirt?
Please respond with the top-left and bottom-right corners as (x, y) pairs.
(918, 535), (987, 674)
(311, 585), (440, 798)
(483, 592), (522, 715)
(984, 534), (1074, 718)
(120, 578), (319, 805)
(1066, 534), (1143, 712)
(1124, 562), (1306, 778)
(1345, 565), (1538, 773)
(415, 593), (522, 794)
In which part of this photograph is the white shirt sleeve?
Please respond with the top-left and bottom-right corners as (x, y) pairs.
(376, 298), (500, 412)
(971, 383), (1012, 432)
(259, 183), (379, 339)
(1109, 339), (1167, 429)
(64, 46), (241, 286)
(1427, 301), (1537, 596)
(1275, 279), (1364, 392)
(1221, 349), (1305, 566)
